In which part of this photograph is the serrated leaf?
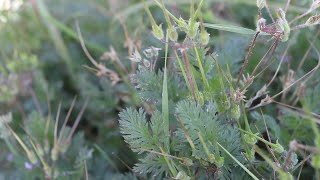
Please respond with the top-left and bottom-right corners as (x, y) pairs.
(119, 108), (166, 153)
(133, 154), (171, 177)
(119, 108), (155, 153)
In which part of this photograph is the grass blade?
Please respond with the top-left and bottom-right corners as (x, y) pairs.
(204, 23), (267, 35)
(217, 142), (259, 180)
(162, 29), (170, 151)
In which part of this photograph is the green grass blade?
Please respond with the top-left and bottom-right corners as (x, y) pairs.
(162, 29), (170, 151)
(217, 142), (259, 180)
(204, 23), (268, 35)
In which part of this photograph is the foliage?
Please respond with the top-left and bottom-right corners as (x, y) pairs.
(1, 0), (320, 179)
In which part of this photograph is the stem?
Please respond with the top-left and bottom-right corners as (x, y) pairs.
(218, 142), (259, 180)
(251, 38), (279, 77)
(175, 50), (192, 92)
(177, 116), (195, 150)
(194, 47), (209, 88)
(239, 129), (277, 148)
(162, 30), (170, 151)
(265, 0), (275, 23)
(289, 9), (312, 25)
(181, 49), (198, 102)
(236, 31), (260, 88)
(159, 147), (177, 177)
(266, 46), (289, 87)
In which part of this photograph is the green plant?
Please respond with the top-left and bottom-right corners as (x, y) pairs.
(1, 0), (320, 179)
(119, 0), (320, 179)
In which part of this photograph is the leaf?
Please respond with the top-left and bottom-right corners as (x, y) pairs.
(119, 108), (155, 153)
(119, 108), (167, 154)
(175, 100), (242, 165)
(133, 154), (171, 177)
(204, 23), (268, 35)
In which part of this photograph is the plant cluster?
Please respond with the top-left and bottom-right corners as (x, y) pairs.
(0, 0), (320, 179)
(119, 0), (320, 179)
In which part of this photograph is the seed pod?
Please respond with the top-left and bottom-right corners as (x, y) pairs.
(200, 30), (210, 46)
(276, 8), (290, 42)
(312, 155), (320, 169)
(244, 134), (257, 145)
(272, 140), (284, 153)
(152, 24), (164, 40)
(230, 104), (241, 120)
(177, 17), (188, 32)
(187, 19), (199, 38)
(168, 26), (178, 42)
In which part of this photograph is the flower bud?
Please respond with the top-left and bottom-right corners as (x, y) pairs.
(272, 140), (284, 153)
(230, 104), (240, 120)
(152, 24), (164, 40)
(244, 134), (258, 145)
(312, 155), (320, 169)
(177, 17), (188, 32)
(168, 26), (178, 42)
(276, 8), (290, 42)
(187, 19), (199, 38)
(200, 30), (210, 46)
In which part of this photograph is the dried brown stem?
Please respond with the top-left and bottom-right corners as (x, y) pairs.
(251, 38), (280, 77)
(236, 31), (260, 88)
(181, 49), (197, 102)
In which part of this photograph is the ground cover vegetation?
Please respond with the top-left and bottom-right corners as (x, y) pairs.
(0, 0), (320, 179)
